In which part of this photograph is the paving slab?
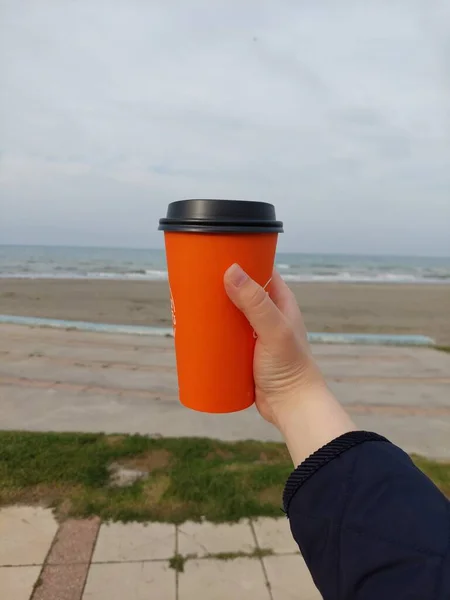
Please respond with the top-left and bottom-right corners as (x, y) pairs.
(0, 507), (58, 566)
(0, 566), (41, 600)
(83, 562), (175, 600)
(31, 564), (88, 600)
(252, 517), (299, 554)
(92, 522), (176, 562)
(180, 558), (270, 599)
(178, 520), (255, 557)
(47, 518), (100, 565)
(264, 554), (321, 599)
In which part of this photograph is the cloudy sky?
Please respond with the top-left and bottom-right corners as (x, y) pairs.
(1, 0), (450, 255)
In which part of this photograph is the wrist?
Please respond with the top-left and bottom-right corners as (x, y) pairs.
(272, 385), (356, 466)
(272, 382), (331, 434)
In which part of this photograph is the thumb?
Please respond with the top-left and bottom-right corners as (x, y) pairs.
(224, 263), (286, 343)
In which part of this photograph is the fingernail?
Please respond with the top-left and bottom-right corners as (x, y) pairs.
(226, 263), (248, 287)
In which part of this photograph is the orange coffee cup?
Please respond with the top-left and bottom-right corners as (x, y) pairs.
(159, 199), (283, 413)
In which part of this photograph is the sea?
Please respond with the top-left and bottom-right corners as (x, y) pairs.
(0, 245), (449, 284)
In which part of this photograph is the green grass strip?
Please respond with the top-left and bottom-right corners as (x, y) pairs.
(0, 432), (448, 522)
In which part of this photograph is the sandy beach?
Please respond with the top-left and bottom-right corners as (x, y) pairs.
(1, 278), (449, 344)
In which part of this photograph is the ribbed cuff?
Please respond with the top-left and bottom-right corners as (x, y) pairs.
(282, 431), (390, 514)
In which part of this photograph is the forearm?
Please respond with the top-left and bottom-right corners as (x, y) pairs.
(283, 433), (450, 599)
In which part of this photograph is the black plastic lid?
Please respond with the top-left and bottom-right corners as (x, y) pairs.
(159, 199), (283, 233)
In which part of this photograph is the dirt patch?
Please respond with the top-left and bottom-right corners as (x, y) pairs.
(259, 452), (269, 463)
(222, 456), (284, 472)
(104, 435), (127, 447)
(57, 497), (76, 521)
(222, 463), (254, 473)
(0, 483), (81, 509)
(143, 476), (171, 504)
(258, 486), (282, 506)
(259, 447), (290, 463)
(206, 448), (234, 461)
(156, 498), (196, 522)
(119, 449), (173, 473)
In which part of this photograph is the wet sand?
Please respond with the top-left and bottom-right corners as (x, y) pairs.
(1, 279), (449, 343)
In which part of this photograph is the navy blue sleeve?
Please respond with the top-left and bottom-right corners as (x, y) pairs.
(283, 431), (450, 599)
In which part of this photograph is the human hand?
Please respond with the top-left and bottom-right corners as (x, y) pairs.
(224, 263), (327, 429)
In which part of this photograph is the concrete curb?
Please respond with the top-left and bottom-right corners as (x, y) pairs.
(0, 315), (436, 346)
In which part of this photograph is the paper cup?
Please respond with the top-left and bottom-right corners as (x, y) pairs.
(159, 199), (283, 413)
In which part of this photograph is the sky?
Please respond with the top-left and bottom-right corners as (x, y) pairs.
(1, 0), (450, 255)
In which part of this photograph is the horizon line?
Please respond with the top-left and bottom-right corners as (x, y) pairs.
(0, 243), (449, 260)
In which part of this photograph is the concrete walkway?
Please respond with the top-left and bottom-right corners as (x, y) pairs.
(1, 324), (450, 458)
(0, 325), (450, 458)
(0, 507), (320, 600)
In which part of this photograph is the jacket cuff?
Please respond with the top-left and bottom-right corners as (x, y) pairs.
(282, 431), (390, 514)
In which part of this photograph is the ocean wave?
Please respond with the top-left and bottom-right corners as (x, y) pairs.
(281, 272), (447, 284)
(1, 270), (449, 284)
(82, 269), (169, 280)
(0, 269), (170, 281)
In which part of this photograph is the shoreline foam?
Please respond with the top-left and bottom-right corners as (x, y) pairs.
(0, 314), (435, 346)
(1, 271), (449, 284)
